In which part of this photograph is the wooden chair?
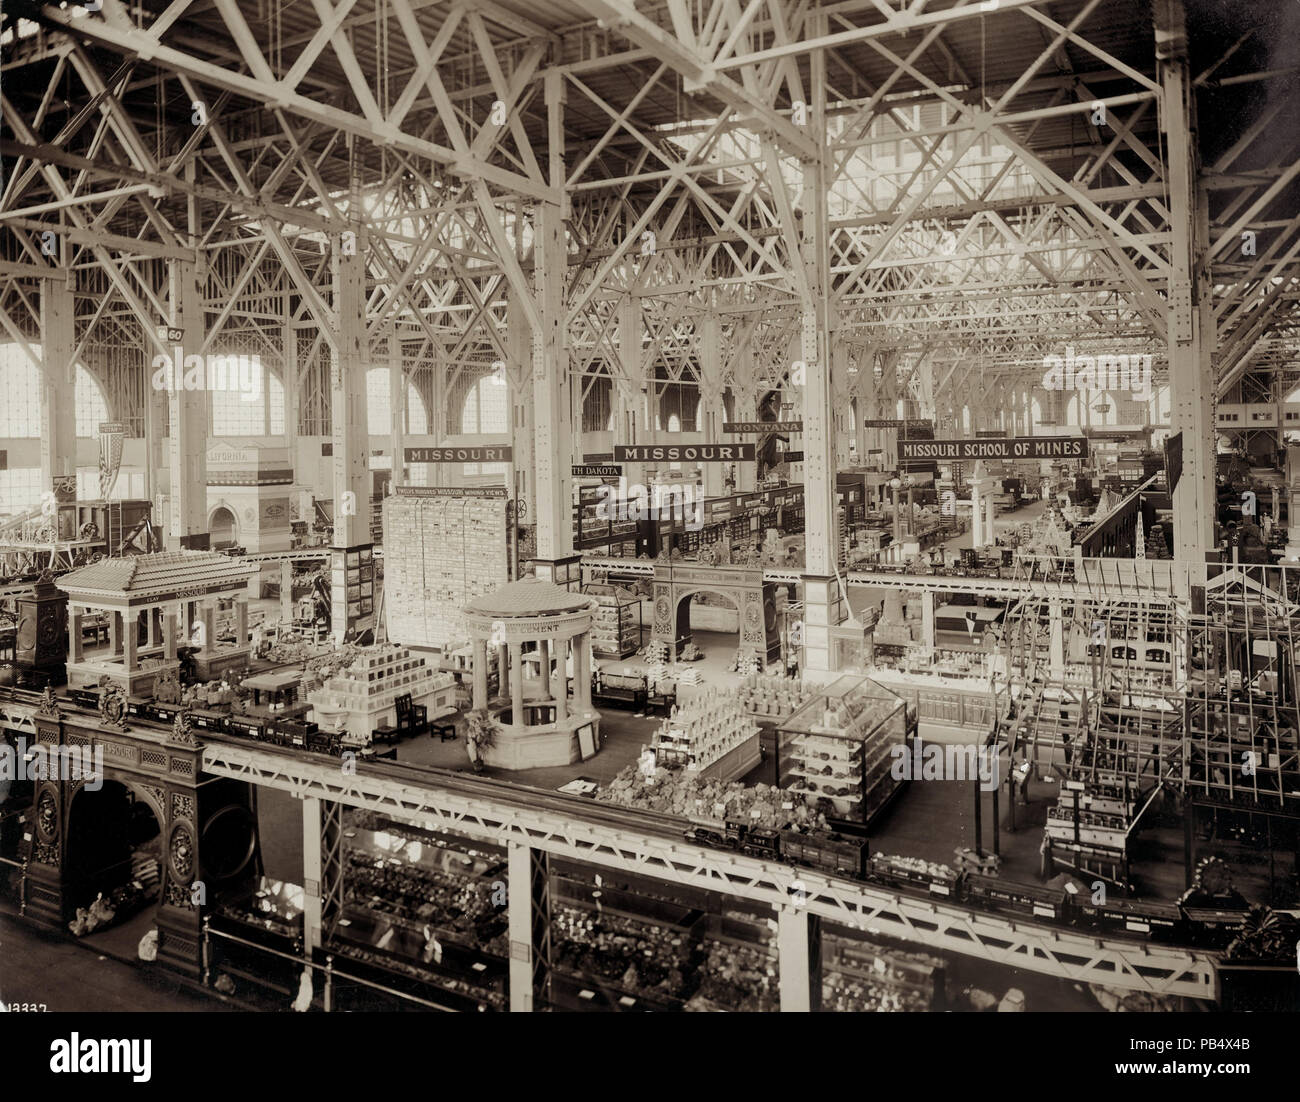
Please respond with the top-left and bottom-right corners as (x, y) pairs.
(394, 693), (428, 738)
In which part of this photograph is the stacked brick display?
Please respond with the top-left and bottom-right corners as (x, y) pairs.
(382, 488), (509, 650)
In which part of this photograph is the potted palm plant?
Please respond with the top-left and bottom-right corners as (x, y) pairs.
(464, 709), (496, 772)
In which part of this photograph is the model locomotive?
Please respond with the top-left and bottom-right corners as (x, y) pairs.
(685, 817), (870, 879)
(683, 817), (1247, 949)
(106, 692), (343, 756)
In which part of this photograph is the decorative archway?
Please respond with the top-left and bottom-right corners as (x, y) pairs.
(208, 504), (239, 549)
(64, 777), (163, 915)
(672, 587), (740, 653)
(21, 705), (260, 977)
(650, 564), (779, 663)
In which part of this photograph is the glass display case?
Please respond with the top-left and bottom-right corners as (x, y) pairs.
(819, 922), (945, 1012)
(329, 809), (509, 1011)
(586, 583), (642, 659)
(776, 675), (912, 827)
(547, 862), (779, 1012)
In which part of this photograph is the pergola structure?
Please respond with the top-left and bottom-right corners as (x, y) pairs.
(55, 549), (259, 694)
(462, 576), (599, 768)
(2, 0), (1299, 671)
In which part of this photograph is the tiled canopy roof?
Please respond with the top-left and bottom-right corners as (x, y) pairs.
(465, 577), (594, 618)
(56, 551), (256, 596)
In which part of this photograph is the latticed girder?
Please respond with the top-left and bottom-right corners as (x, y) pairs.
(197, 740), (1218, 999)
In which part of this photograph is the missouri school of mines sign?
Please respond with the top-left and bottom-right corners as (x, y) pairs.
(613, 444), (755, 462)
(900, 437), (1088, 461)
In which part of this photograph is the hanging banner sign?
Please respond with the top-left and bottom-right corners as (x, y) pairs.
(572, 464), (622, 479)
(900, 437), (1089, 461)
(405, 446), (513, 463)
(614, 444), (754, 462)
(723, 421), (803, 433)
(394, 486), (508, 499)
(975, 430), (1007, 438)
(783, 452), (805, 464)
(862, 419), (934, 429)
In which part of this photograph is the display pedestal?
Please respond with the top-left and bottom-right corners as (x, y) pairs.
(15, 574), (67, 685)
(191, 645), (251, 682)
(481, 704), (601, 770)
(695, 731), (761, 783)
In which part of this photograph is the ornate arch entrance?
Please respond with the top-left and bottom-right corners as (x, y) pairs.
(208, 505), (239, 550)
(650, 564), (779, 664)
(21, 702), (260, 976)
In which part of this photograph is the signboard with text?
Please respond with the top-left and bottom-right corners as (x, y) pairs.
(614, 444), (754, 462)
(723, 421), (803, 433)
(394, 485), (508, 499)
(900, 437), (1089, 462)
(862, 419), (934, 430)
(405, 446), (513, 463)
(572, 464), (622, 479)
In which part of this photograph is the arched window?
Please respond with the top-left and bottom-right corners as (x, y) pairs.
(367, 367), (429, 436)
(210, 359), (286, 436)
(0, 345), (117, 437)
(461, 374), (508, 478)
(75, 366), (110, 436)
(582, 374), (615, 432)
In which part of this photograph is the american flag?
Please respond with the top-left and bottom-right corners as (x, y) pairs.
(98, 421), (126, 500)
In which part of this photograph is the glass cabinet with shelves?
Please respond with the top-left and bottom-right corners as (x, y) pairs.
(776, 675), (912, 827)
(546, 862), (779, 1012)
(330, 809), (509, 1011)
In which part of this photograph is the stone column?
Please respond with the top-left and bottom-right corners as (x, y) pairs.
(166, 254), (210, 549)
(199, 603), (216, 653)
(506, 842), (549, 1012)
(69, 610), (83, 664)
(281, 560), (294, 625)
(776, 904), (821, 1013)
(497, 644), (508, 696)
(163, 612), (178, 661)
(38, 275), (76, 493)
(123, 612), (137, 672)
(539, 639), (551, 700)
(235, 599), (249, 646)
(921, 592), (936, 649)
(146, 608), (158, 648)
(110, 611), (122, 656)
(576, 634), (592, 712)
(509, 642), (525, 725)
(529, 72), (575, 572)
(555, 638), (568, 722)
(301, 796), (324, 953)
(329, 222), (372, 641)
(472, 637), (488, 712)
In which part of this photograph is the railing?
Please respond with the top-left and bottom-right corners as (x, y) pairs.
(200, 918), (456, 1013)
(0, 852), (28, 916)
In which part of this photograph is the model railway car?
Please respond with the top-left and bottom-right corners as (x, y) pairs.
(681, 820), (1247, 948)
(85, 694), (344, 757)
(685, 817), (870, 880)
